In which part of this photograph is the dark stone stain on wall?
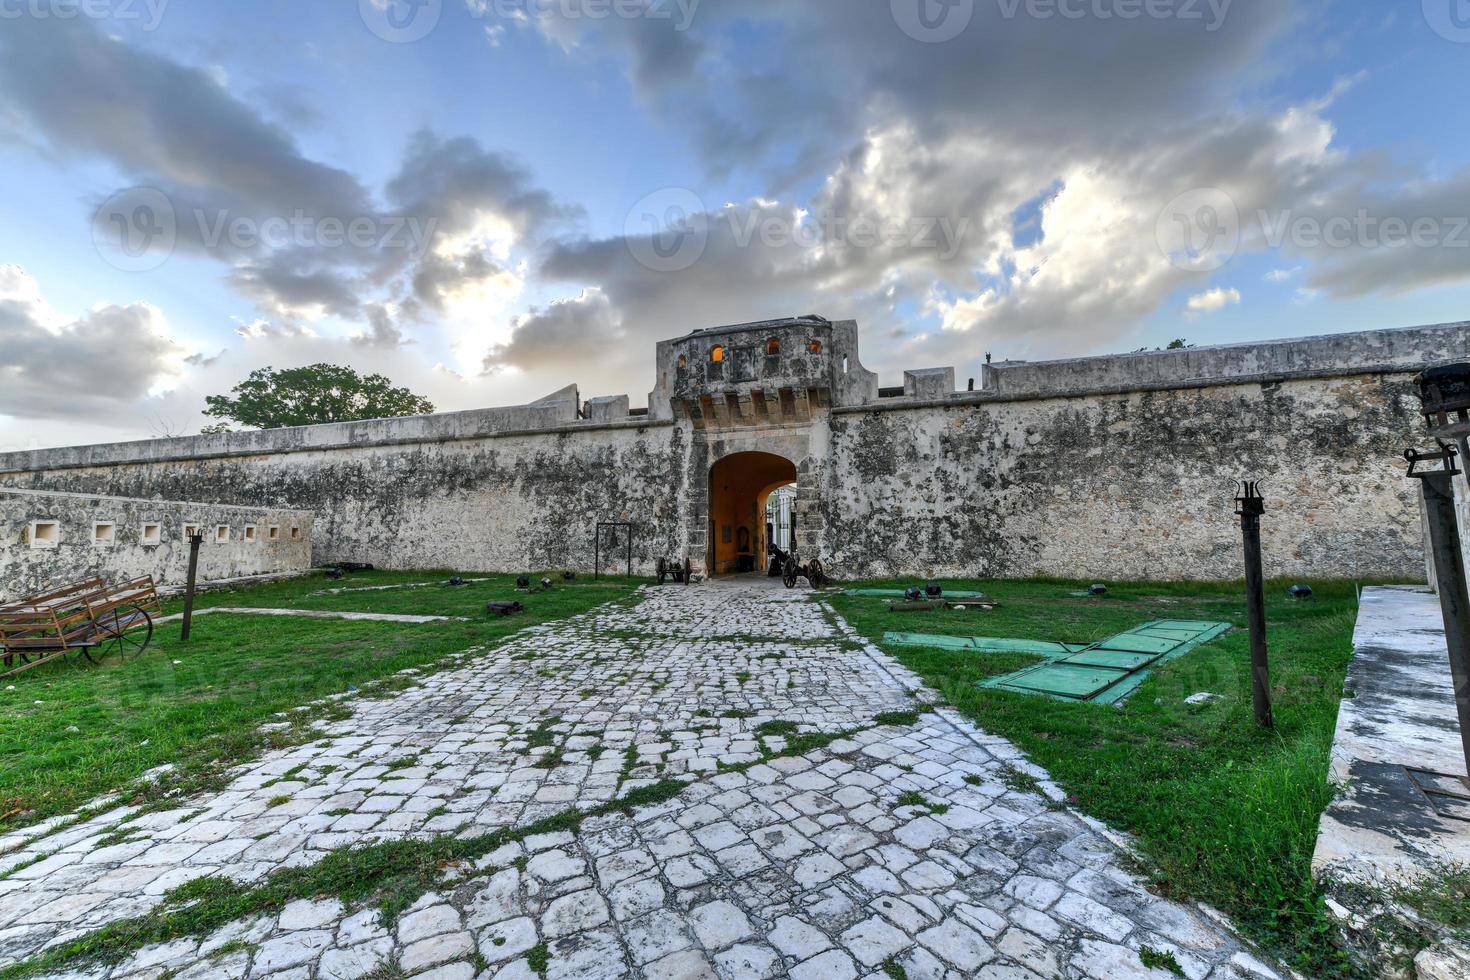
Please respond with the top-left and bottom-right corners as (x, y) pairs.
(1, 372), (1430, 581)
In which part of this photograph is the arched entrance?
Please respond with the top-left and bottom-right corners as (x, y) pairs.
(708, 452), (798, 576)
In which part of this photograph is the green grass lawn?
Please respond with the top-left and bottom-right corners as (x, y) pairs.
(1, 570), (639, 833)
(830, 577), (1371, 978)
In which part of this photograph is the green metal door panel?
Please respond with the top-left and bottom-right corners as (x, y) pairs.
(1064, 650), (1157, 670)
(1137, 627), (1205, 641)
(883, 632), (1085, 656)
(977, 619), (1231, 704)
(1000, 664), (1128, 699)
(1094, 634), (1179, 654)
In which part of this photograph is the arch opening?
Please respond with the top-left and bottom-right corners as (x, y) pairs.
(708, 452), (798, 576)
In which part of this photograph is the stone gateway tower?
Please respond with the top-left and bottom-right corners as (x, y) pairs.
(651, 317), (877, 576)
(1, 315), (1463, 584)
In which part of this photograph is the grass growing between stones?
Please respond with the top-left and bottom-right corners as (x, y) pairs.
(1332, 862), (1470, 971)
(0, 778), (688, 980)
(3, 705), (918, 979)
(0, 570), (640, 832)
(830, 576), (1373, 978)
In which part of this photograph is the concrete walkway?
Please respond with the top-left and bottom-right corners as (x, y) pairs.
(153, 607), (467, 625)
(1313, 586), (1470, 887)
(0, 583), (1279, 979)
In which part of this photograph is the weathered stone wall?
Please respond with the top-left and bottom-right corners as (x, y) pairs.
(0, 424), (687, 575)
(824, 373), (1425, 580)
(0, 319), (1457, 583)
(0, 488), (313, 599)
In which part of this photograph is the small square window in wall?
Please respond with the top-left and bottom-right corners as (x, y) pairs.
(29, 521), (59, 550)
(291, 527), (301, 540)
(183, 524), (199, 541)
(93, 523), (116, 546)
(268, 526), (280, 541)
(244, 526), (257, 543)
(215, 525), (231, 543)
(141, 523), (162, 546)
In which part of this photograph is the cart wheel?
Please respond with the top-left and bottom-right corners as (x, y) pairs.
(656, 557), (668, 585)
(807, 559), (827, 589)
(683, 558), (692, 586)
(782, 558), (799, 589)
(100, 605), (153, 660)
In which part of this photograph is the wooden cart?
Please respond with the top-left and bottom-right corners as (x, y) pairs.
(0, 576), (160, 679)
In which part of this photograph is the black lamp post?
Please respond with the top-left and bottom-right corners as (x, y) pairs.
(1236, 481), (1274, 730)
(180, 531), (204, 642)
(1410, 364), (1470, 787)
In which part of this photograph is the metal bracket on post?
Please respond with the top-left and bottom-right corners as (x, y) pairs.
(1406, 444), (1470, 789)
(1235, 481), (1274, 730)
(594, 522), (634, 580)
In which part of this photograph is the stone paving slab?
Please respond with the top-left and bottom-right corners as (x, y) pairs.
(0, 581), (1281, 979)
(1313, 586), (1470, 886)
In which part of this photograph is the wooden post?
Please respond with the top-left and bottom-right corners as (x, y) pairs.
(1237, 482), (1274, 729)
(180, 532), (203, 642)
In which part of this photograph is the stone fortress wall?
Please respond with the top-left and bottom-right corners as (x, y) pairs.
(0, 317), (1462, 583)
(0, 487), (313, 599)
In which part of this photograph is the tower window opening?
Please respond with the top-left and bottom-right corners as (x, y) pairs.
(711, 346), (725, 363)
(809, 340), (822, 354)
(766, 338), (781, 355)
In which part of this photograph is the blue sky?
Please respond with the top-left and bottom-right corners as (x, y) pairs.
(2, 0), (1469, 448)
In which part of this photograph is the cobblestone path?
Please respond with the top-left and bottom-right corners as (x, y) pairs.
(0, 581), (1281, 979)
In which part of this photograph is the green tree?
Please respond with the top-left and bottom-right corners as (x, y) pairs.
(202, 364), (435, 431)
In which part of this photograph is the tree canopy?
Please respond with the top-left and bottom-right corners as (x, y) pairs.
(202, 364), (436, 431)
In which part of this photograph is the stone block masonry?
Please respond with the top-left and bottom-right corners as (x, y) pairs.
(0, 315), (1460, 582)
(0, 581), (1283, 979)
(0, 487), (313, 600)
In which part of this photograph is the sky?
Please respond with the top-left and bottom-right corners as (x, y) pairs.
(2, 0), (1470, 450)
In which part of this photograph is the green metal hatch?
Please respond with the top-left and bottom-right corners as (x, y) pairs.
(884, 619), (1232, 705)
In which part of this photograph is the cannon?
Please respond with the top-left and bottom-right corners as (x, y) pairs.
(781, 550), (831, 589)
(656, 556), (693, 585)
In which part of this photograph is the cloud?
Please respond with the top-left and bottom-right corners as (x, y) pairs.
(484, 288), (626, 377)
(9, 1), (1470, 449)
(0, 17), (370, 222)
(498, 0), (1470, 383)
(1186, 287), (1243, 315)
(515, 1), (1293, 181)
(0, 265), (185, 421)
(0, 20), (568, 362)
